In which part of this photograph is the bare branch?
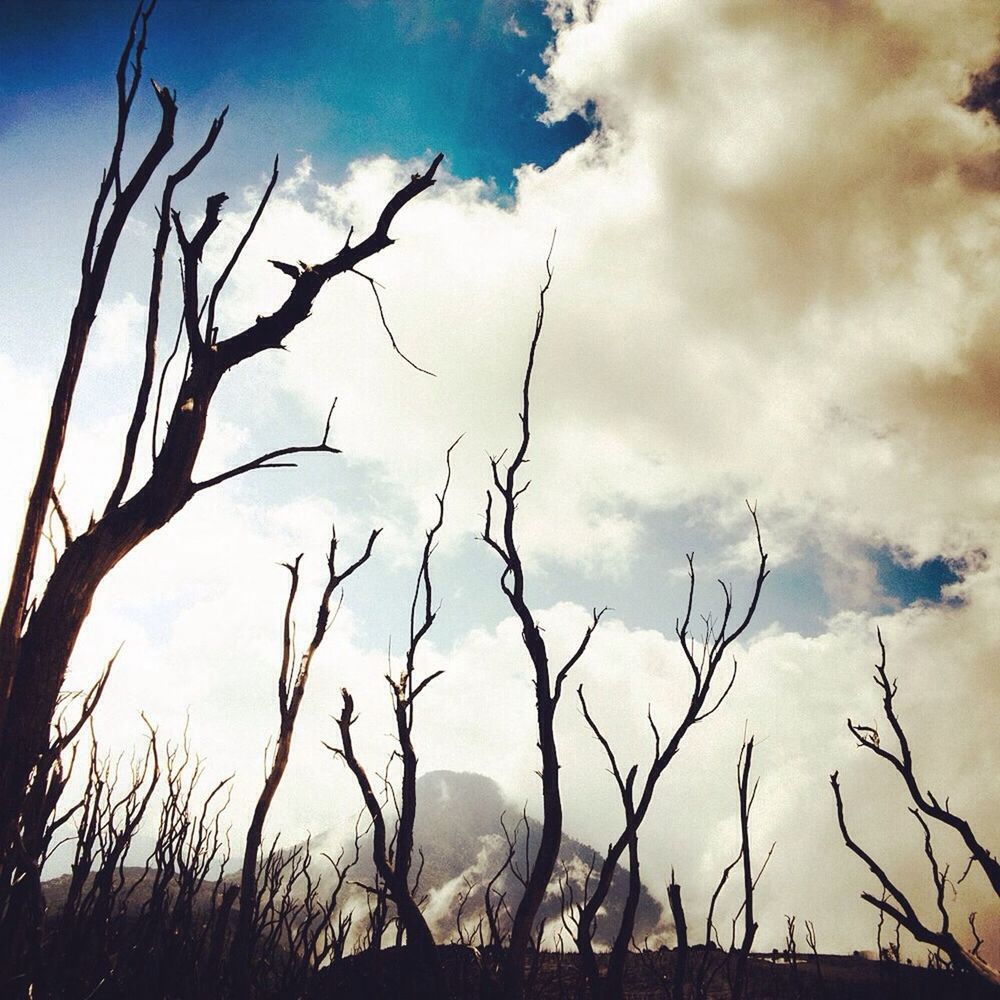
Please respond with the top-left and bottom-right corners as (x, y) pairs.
(151, 288), (186, 462)
(173, 192), (228, 355)
(970, 912), (984, 959)
(351, 268), (435, 376)
(50, 488), (73, 546)
(577, 684), (627, 795)
(206, 155), (279, 346)
(847, 630), (1000, 898)
(831, 771), (920, 927)
(190, 436), (341, 494)
(214, 153), (445, 371)
(106, 106), (228, 513)
(553, 606), (606, 706)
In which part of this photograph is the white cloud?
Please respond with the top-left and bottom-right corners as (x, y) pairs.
(504, 15), (528, 39)
(189, 0), (1000, 583)
(4, 0), (999, 966)
(89, 293), (145, 371)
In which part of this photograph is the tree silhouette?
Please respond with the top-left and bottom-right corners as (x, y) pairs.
(832, 631), (1000, 989)
(483, 243), (605, 1000)
(573, 509), (767, 1000)
(329, 443), (460, 998)
(232, 526), (379, 994)
(0, 2), (442, 964)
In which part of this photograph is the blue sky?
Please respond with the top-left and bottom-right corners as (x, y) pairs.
(0, 0), (854, 641)
(2, 0), (998, 961)
(0, 0), (954, 638)
(1, 0), (590, 183)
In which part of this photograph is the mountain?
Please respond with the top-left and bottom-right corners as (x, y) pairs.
(341, 770), (664, 947)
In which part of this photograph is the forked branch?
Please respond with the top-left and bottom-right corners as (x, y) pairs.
(233, 524), (379, 988)
(191, 402), (342, 494)
(574, 504), (768, 995)
(846, 629), (1000, 898)
(830, 771), (1000, 988)
(481, 239), (607, 1000)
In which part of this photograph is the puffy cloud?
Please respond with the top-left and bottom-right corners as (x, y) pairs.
(5, 0), (999, 965)
(193, 0), (1000, 584)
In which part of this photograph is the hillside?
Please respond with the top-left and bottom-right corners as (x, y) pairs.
(339, 769), (663, 947)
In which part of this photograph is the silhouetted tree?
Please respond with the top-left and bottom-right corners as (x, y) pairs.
(573, 511), (768, 1000)
(232, 526), (379, 995)
(832, 630), (1000, 989)
(329, 444), (460, 998)
(659, 735), (773, 1000)
(482, 243), (605, 1000)
(730, 736), (761, 1000)
(0, 4), (442, 980)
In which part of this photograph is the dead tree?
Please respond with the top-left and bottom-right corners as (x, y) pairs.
(482, 245), (605, 1000)
(832, 629), (1000, 989)
(24, 719), (238, 1000)
(729, 736), (759, 1000)
(658, 735), (773, 1000)
(132, 730), (235, 997)
(847, 630), (1000, 898)
(573, 509), (768, 1000)
(328, 443), (460, 998)
(51, 725), (161, 992)
(575, 688), (640, 1000)
(667, 874), (688, 1000)
(831, 630), (1000, 985)
(691, 844), (741, 1000)
(0, 650), (115, 989)
(245, 832), (359, 998)
(804, 919), (827, 999)
(0, 0), (442, 952)
(831, 771), (1000, 988)
(474, 811), (523, 988)
(231, 526), (379, 993)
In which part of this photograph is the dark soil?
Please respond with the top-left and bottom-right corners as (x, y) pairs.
(309, 945), (998, 999)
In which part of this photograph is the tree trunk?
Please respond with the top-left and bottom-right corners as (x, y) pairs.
(0, 365), (220, 844)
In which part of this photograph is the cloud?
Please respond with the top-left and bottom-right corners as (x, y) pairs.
(504, 15), (528, 40)
(44, 540), (997, 959)
(190, 0), (1000, 587)
(5, 0), (999, 965)
(89, 293), (145, 371)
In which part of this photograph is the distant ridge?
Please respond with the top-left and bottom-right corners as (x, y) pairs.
(343, 769), (664, 945)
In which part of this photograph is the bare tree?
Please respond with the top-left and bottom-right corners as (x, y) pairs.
(575, 688), (641, 1000)
(13, 717), (242, 999)
(9, 705), (366, 1000)
(573, 510), (768, 999)
(654, 734), (772, 1000)
(482, 245), (605, 999)
(0, 648), (111, 962)
(0, 0), (442, 943)
(804, 918), (827, 998)
(231, 526), (379, 992)
(847, 629), (1000, 897)
(729, 736), (760, 1000)
(831, 771), (1000, 988)
(667, 873), (689, 1000)
(328, 443), (460, 998)
(831, 632), (1000, 988)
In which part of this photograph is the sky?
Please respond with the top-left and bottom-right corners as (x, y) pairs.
(1, 0), (999, 961)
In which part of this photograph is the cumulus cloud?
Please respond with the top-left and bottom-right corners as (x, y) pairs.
(75, 580), (996, 957)
(192, 0), (1000, 585)
(4, 0), (998, 964)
